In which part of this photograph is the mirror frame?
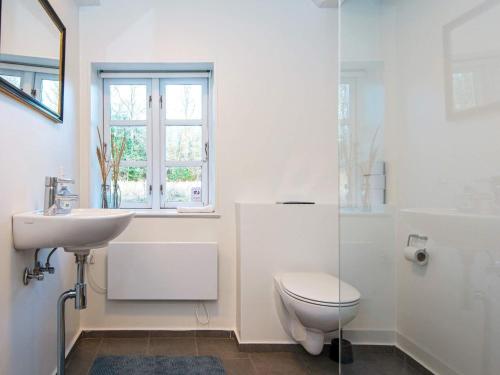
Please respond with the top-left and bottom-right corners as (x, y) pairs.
(0, 0), (66, 123)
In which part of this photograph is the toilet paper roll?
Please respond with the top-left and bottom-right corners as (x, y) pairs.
(404, 246), (428, 266)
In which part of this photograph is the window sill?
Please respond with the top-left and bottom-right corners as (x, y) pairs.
(130, 209), (220, 219)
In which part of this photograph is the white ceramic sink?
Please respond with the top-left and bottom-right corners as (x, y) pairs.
(13, 208), (135, 252)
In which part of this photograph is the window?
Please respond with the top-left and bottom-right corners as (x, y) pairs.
(104, 79), (152, 208)
(103, 74), (212, 209)
(34, 73), (60, 113)
(339, 67), (385, 211)
(0, 67), (60, 112)
(0, 69), (23, 89)
(339, 78), (359, 208)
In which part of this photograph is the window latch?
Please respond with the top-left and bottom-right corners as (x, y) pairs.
(160, 184), (164, 195)
(203, 142), (209, 162)
(148, 95), (152, 108)
(149, 185), (152, 195)
(160, 95), (163, 109)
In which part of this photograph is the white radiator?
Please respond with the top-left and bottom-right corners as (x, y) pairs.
(107, 242), (218, 300)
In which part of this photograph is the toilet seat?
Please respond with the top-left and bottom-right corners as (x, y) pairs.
(280, 272), (360, 307)
(275, 272), (361, 355)
(283, 288), (360, 307)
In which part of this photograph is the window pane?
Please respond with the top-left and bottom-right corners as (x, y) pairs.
(111, 126), (147, 161)
(1, 75), (21, 88)
(165, 126), (202, 161)
(110, 84), (147, 121)
(41, 79), (59, 112)
(118, 167), (148, 204)
(165, 84), (202, 120)
(165, 167), (202, 203)
(339, 83), (351, 120)
(452, 72), (477, 111)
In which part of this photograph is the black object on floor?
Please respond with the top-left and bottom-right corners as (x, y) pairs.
(330, 338), (354, 364)
(89, 355), (226, 375)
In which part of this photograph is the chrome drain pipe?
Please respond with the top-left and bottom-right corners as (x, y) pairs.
(74, 254), (88, 310)
(57, 253), (88, 375)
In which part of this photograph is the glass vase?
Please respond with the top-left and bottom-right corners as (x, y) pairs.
(111, 182), (121, 209)
(100, 184), (110, 208)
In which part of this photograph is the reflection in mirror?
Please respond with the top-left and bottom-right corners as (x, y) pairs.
(0, 0), (65, 122)
(444, 0), (500, 118)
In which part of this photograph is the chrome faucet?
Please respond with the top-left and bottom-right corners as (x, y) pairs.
(44, 176), (79, 215)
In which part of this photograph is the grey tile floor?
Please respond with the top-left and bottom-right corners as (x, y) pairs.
(65, 332), (432, 375)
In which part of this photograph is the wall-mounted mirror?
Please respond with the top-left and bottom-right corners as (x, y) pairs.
(444, 0), (500, 119)
(0, 0), (65, 122)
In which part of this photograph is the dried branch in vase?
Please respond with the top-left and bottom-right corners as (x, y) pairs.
(111, 133), (126, 187)
(360, 126), (381, 210)
(96, 127), (111, 185)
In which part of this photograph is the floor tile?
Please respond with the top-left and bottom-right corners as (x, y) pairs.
(65, 337), (433, 375)
(250, 352), (309, 375)
(150, 330), (196, 338)
(102, 330), (150, 338)
(196, 330), (232, 338)
(81, 331), (106, 339)
(298, 350), (339, 375)
(65, 361), (92, 375)
(222, 358), (257, 375)
(97, 338), (148, 356)
(197, 338), (249, 359)
(65, 338), (101, 375)
(341, 363), (386, 375)
(148, 337), (197, 356)
(239, 343), (301, 353)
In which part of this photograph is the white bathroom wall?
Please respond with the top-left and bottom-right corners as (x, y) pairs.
(78, 0), (338, 331)
(236, 203), (338, 343)
(339, 0), (397, 345)
(339, 211), (396, 344)
(344, 0), (500, 373)
(0, 1), (80, 374)
(391, 0), (500, 374)
(340, 0), (385, 63)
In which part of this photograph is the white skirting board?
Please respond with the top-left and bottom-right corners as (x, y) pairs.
(107, 242), (218, 300)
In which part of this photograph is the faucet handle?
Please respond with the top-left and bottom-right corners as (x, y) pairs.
(45, 176), (75, 186)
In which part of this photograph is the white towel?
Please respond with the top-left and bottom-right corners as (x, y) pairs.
(176, 205), (215, 214)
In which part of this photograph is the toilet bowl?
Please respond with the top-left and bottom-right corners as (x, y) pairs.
(274, 272), (360, 355)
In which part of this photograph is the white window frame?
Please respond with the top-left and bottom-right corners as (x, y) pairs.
(0, 64), (58, 96)
(103, 78), (153, 209)
(159, 78), (209, 208)
(102, 74), (212, 210)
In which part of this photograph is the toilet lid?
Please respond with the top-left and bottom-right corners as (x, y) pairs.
(280, 273), (360, 305)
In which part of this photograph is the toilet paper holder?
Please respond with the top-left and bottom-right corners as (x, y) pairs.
(405, 234), (429, 266)
(407, 234), (428, 247)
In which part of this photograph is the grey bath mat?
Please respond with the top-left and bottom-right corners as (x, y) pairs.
(89, 356), (226, 375)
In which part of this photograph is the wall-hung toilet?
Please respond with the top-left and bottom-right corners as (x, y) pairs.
(275, 272), (361, 355)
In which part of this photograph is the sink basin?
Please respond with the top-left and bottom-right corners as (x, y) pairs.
(13, 208), (135, 252)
